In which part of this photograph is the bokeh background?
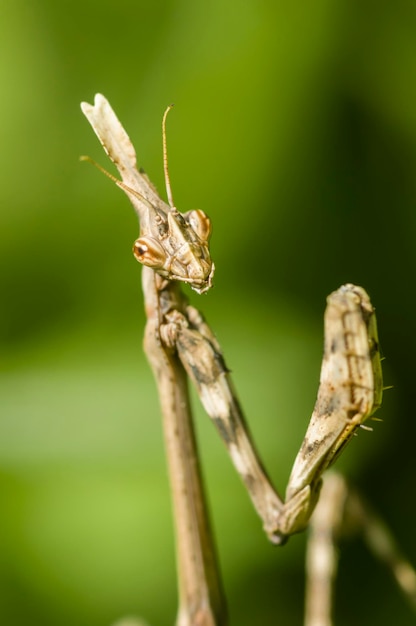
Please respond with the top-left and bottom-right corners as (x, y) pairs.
(1, 1), (416, 624)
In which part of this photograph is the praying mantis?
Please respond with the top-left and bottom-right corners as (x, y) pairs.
(81, 95), (416, 626)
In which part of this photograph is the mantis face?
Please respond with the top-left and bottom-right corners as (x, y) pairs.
(133, 207), (214, 294)
(81, 94), (215, 294)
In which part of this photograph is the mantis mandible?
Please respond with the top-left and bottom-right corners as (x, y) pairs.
(81, 95), (391, 626)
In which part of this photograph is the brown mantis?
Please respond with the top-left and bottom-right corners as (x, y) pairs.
(80, 94), (416, 626)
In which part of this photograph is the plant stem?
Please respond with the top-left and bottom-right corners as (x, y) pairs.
(142, 267), (227, 626)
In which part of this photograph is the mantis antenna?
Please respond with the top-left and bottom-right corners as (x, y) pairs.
(79, 155), (155, 212)
(162, 104), (175, 209)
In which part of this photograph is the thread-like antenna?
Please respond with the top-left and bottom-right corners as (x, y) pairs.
(162, 104), (175, 209)
(80, 155), (154, 211)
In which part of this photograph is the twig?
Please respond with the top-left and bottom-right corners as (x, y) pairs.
(305, 473), (416, 626)
(142, 268), (227, 625)
(304, 473), (348, 626)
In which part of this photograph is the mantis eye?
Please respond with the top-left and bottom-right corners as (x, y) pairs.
(184, 209), (212, 242)
(133, 237), (166, 268)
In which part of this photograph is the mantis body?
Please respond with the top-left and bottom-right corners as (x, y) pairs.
(80, 95), (412, 626)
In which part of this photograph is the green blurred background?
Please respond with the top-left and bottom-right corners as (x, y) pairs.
(1, 0), (416, 624)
